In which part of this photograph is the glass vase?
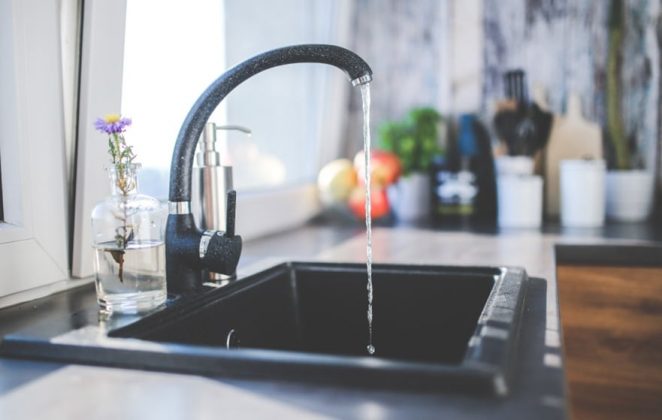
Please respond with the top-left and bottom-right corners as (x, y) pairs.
(91, 163), (166, 313)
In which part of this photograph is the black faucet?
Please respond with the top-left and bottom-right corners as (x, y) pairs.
(166, 44), (373, 293)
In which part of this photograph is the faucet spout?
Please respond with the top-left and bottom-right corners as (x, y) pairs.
(166, 44), (372, 294)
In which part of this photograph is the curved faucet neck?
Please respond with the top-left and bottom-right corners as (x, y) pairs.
(168, 44), (372, 203)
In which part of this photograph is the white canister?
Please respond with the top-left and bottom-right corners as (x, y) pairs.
(559, 159), (606, 227)
(497, 175), (543, 228)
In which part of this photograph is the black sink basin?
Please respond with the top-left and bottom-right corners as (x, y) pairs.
(1, 262), (528, 395)
(118, 263), (494, 363)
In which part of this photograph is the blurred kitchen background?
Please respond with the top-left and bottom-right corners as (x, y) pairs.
(123, 0), (662, 229)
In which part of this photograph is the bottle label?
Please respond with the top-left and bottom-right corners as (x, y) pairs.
(434, 170), (478, 216)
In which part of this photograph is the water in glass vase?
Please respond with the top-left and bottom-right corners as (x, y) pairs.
(94, 240), (166, 314)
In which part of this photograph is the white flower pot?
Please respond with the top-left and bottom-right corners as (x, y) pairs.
(388, 172), (430, 222)
(560, 159), (606, 227)
(606, 170), (655, 222)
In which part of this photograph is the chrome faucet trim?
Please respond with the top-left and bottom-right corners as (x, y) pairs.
(168, 201), (191, 215)
(351, 74), (373, 86)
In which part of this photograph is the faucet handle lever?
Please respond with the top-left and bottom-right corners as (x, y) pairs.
(226, 190), (236, 237)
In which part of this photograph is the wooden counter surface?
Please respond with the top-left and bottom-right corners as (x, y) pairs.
(558, 265), (662, 420)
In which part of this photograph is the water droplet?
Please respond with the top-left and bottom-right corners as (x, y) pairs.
(367, 345), (375, 355)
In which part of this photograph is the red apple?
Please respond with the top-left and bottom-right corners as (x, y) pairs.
(353, 149), (401, 187)
(348, 186), (390, 220)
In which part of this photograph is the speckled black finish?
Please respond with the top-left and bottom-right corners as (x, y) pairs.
(166, 214), (204, 294)
(225, 190), (236, 237)
(168, 44), (373, 202)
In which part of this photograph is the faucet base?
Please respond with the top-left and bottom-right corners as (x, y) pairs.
(166, 213), (242, 294)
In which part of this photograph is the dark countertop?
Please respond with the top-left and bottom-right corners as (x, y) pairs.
(0, 222), (660, 419)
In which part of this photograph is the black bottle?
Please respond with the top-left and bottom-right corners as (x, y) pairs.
(430, 118), (469, 224)
(431, 115), (497, 225)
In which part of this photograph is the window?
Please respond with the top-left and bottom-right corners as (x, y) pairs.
(120, 0), (352, 197)
(73, 0), (354, 277)
(222, 0), (347, 190)
(0, 0), (354, 299)
(121, 0), (226, 199)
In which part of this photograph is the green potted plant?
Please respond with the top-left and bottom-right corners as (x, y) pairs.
(604, 0), (655, 222)
(378, 107), (443, 221)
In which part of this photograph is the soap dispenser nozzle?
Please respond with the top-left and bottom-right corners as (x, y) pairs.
(198, 123), (251, 167)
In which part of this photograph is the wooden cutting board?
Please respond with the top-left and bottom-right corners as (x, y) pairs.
(544, 93), (603, 217)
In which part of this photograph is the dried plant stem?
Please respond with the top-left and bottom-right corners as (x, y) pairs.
(607, 0), (630, 170)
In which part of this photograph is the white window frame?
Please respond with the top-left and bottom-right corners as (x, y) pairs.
(0, 0), (71, 299)
(72, 0), (353, 278)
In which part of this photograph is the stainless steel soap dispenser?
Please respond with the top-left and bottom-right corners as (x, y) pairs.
(192, 122), (250, 282)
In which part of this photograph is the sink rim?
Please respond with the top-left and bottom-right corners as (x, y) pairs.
(0, 261), (528, 396)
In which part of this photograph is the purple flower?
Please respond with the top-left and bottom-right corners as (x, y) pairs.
(94, 114), (132, 134)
